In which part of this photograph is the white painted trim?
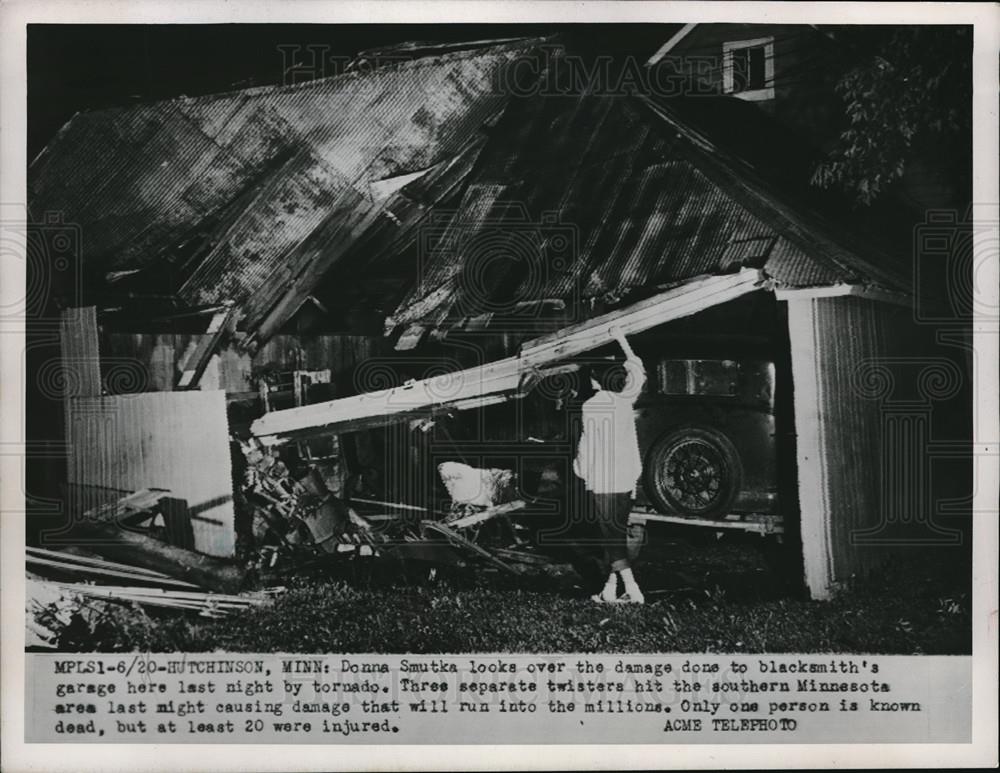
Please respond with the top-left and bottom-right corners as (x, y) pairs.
(734, 87), (776, 102)
(774, 283), (913, 308)
(722, 36), (775, 101)
(785, 298), (835, 600)
(722, 36), (775, 52)
(645, 23), (697, 65)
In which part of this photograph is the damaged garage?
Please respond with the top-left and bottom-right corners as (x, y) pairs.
(24, 31), (972, 651)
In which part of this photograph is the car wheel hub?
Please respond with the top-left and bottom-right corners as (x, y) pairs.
(665, 441), (724, 510)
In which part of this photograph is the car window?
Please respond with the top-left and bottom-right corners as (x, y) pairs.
(655, 359), (741, 397)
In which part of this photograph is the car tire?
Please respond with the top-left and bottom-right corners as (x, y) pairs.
(645, 425), (743, 520)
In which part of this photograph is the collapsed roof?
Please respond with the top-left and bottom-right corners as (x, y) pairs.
(29, 38), (552, 345)
(30, 36), (915, 349)
(386, 87), (913, 339)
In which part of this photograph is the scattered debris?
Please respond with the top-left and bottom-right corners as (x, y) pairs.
(25, 546), (200, 589)
(48, 583), (271, 618)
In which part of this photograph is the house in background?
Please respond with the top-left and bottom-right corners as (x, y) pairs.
(647, 23), (841, 141)
(648, 23), (970, 210)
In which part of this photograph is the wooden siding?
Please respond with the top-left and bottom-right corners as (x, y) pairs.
(786, 295), (967, 598)
(66, 391), (235, 557)
(99, 333), (379, 396)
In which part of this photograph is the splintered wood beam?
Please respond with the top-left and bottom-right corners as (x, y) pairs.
(250, 269), (763, 440)
(68, 520), (246, 593)
(251, 354), (524, 439)
(176, 303), (237, 390)
(520, 268), (764, 366)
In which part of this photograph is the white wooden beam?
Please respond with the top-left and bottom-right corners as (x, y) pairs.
(646, 23), (698, 65)
(176, 304), (237, 390)
(251, 269), (764, 440)
(774, 283), (913, 308)
(785, 298), (835, 600)
(521, 268), (764, 367)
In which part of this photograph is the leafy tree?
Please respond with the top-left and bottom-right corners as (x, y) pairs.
(811, 26), (972, 207)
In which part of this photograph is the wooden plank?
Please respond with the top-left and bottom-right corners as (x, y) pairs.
(24, 555), (204, 588)
(646, 22), (698, 64)
(66, 391), (236, 556)
(785, 297), (835, 599)
(251, 354), (523, 439)
(491, 547), (554, 565)
(56, 584), (260, 614)
(447, 500), (527, 530)
(520, 269), (763, 366)
(26, 546), (193, 581)
(90, 487), (171, 521)
(66, 519), (246, 592)
(176, 304), (237, 389)
(79, 586), (259, 604)
(420, 521), (517, 574)
(350, 496), (430, 514)
(628, 511), (784, 535)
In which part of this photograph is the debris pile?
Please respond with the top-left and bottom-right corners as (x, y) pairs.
(25, 546), (276, 650)
(237, 439), (380, 571)
(25, 444), (565, 651)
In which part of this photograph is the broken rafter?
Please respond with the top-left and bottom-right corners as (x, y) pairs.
(175, 302), (238, 390)
(250, 268), (764, 440)
(67, 519), (247, 594)
(519, 268), (763, 366)
(420, 521), (517, 574)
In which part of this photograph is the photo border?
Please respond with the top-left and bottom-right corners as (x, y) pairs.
(2, 1), (996, 770)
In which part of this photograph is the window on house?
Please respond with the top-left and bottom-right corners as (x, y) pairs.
(723, 37), (775, 101)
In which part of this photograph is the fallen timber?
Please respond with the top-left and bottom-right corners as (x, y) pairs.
(251, 269), (764, 440)
(67, 520), (248, 594)
(25, 547), (203, 589)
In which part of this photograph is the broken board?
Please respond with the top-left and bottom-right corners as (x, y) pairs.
(250, 269), (763, 440)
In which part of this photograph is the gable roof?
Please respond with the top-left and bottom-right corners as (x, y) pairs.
(386, 87), (912, 335)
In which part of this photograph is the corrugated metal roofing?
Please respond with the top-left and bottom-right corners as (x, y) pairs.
(388, 88), (894, 330)
(29, 39), (550, 337)
(32, 41), (916, 342)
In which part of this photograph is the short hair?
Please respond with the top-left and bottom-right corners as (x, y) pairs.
(598, 362), (630, 393)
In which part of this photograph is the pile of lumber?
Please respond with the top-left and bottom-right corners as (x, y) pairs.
(26, 546), (202, 589)
(25, 545), (278, 649)
(47, 583), (271, 618)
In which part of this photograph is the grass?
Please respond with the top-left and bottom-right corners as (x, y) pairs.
(63, 532), (971, 654)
